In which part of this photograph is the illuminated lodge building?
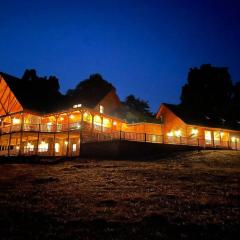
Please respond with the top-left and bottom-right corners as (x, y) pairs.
(0, 72), (240, 157)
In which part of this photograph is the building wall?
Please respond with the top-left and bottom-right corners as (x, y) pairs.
(95, 89), (122, 115)
(123, 122), (162, 135)
(157, 104), (187, 138)
(157, 104), (240, 148)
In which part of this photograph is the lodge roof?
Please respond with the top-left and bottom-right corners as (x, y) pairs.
(0, 72), (66, 114)
(162, 103), (240, 131)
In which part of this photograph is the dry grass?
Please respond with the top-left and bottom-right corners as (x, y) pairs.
(0, 150), (239, 239)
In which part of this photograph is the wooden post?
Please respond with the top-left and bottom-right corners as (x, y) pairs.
(36, 124), (40, 155)
(144, 133), (147, 142)
(53, 132), (56, 157)
(19, 113), (24, 156)
(212, 132), (215, 147)
(79, 112), (83, 157)
(66, 115), (70, 157)
(101, 116), (103, 132)
(7, 117), (13, 156)
(91, 114), (94, 135)
(197, 138), (200, 152)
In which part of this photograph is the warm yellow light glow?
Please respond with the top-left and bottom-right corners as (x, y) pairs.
(64, 141), (68, 145)
(100, 105), (104, 114)
(12, 118), (21, 124)
(175, 130), (181, 137)
(70, 114), (74, 119)
(72, 144), (77, 152)
(231, 137), (239, 142)
(39, 141), (48, 152)
(220, 132), (224, 138)
(73, 103), (82, 108)
(83, 112), (88, 117)
(55, 143), (60, 153)
(59, 117), (64, 121)
(192, 129), (198, 135)
(16, 146), (20, 150)
(152, 135), (157, 142)
(94, 115), (101, 125)
(205, 131), (212, 144)
(113, 121), (117, 126)
(26, 142), (34, 151)
(167, 131), (173, 137)
(103, 118), (110, 127)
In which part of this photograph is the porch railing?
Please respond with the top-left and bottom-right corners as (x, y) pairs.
(1, 122), (240, 152)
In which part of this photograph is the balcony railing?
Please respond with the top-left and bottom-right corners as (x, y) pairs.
(0, 121), (111, 134)
(82, 131), (240, 150)
(1, 122), (240, 151)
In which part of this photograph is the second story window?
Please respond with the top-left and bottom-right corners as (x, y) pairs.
(100, 105), (104, 114)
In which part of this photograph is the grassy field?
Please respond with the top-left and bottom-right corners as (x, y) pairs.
(0, 150), (239, 239)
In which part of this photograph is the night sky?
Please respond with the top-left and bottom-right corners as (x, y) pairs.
(0, 0), (240, 112)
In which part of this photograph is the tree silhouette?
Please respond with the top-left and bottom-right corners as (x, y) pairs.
(66, 73), (115, 107)
(180, 64), (233, 115)
(123, 94), (152, 117)
(19, 69), (64, 112)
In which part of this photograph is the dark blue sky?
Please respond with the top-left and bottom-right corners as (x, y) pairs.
(0, 0), (240, 112)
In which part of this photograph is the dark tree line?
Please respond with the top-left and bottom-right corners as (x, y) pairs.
(66, 73), (115, 107)
(17, 69), (64, 112)
(180, 64), (240, 119)
(19, 64), (240, 120)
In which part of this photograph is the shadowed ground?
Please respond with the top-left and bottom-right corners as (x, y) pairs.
(0, 150), (239, 239)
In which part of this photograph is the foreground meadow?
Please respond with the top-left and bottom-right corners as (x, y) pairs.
(0, 150), (239, 239)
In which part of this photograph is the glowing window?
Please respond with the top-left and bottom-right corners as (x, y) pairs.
(175, 130), (181, 137)
(26, 142), (34, 152)
(55, 143), (60, 153)
(191, 129), (198, 136)
(100, 105), (104, 114)
(205, 131), (212, 144)
(39, 141), (49, 152)
(12, 118), (21, 125)
(167, 131), (173, 137)
(103, 118), (110, 127)
(72, 144), (77, 152)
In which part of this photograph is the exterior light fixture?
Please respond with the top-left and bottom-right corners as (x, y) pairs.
(113, 121), (117, 126)
(192, 129), (198, 135)
(73, 104), (82, 108)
